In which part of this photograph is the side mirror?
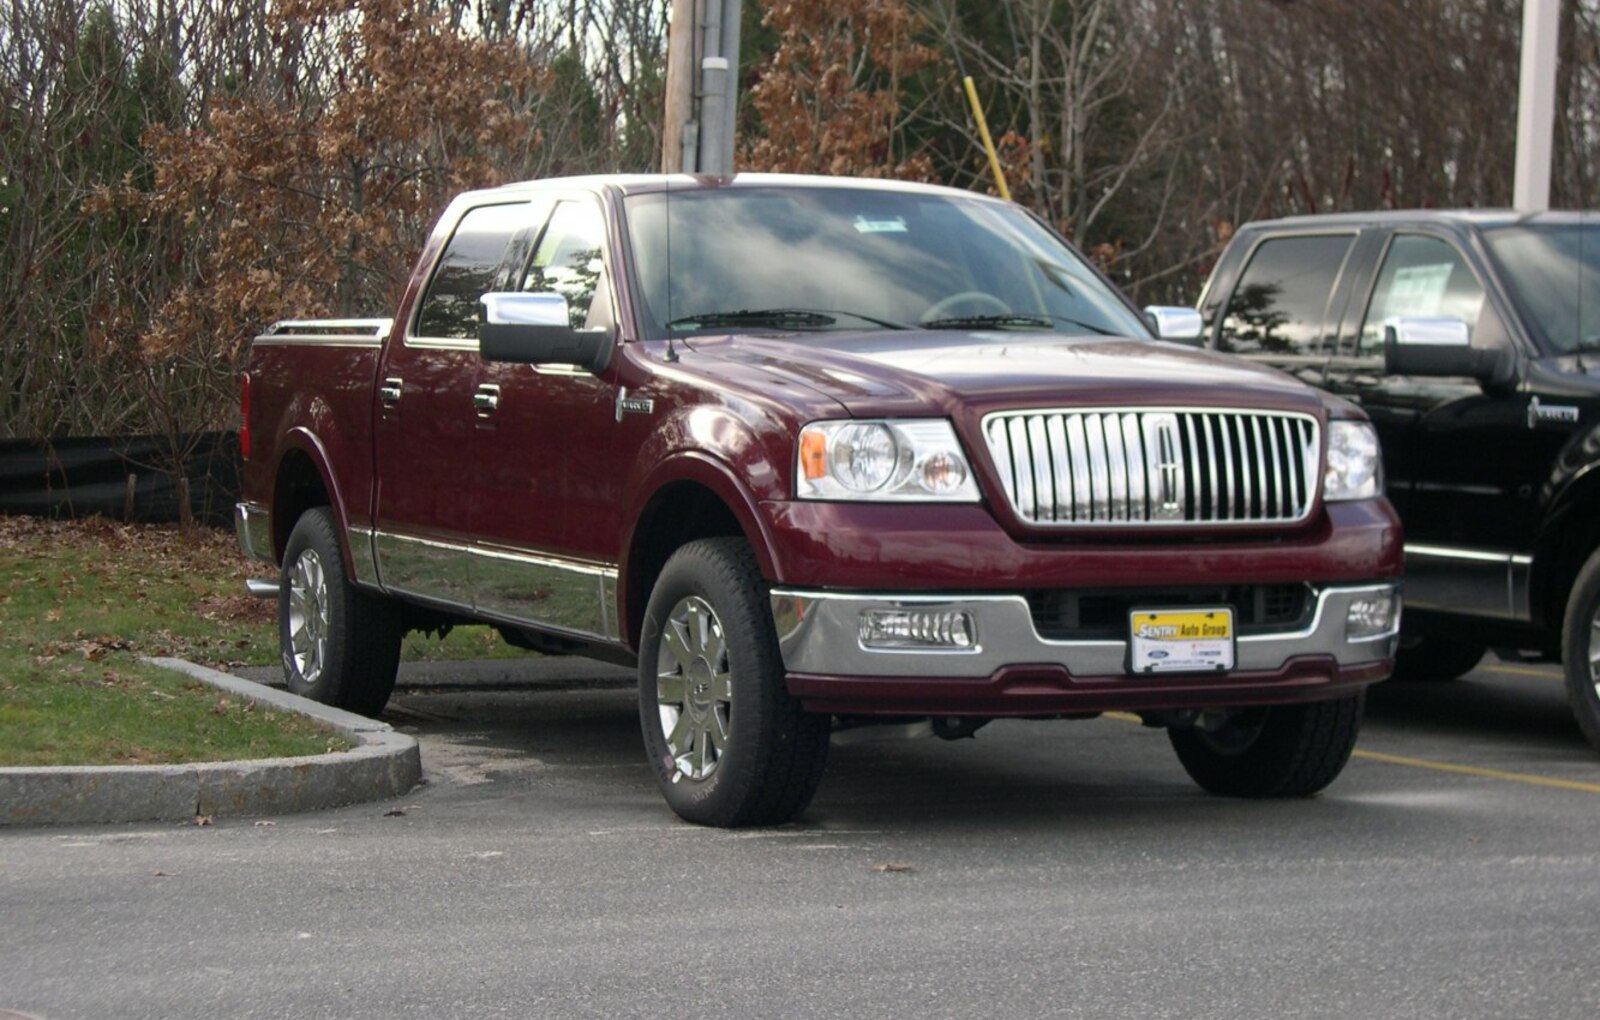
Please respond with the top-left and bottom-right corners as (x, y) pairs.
(478, 292), (612, 372)
(1143, 306), (1205, 345)
(1384, 315), (1503, 381)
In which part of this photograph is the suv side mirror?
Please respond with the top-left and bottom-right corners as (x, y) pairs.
(1384, 316), (1505, 381)
(1143, 306), (1205, 345)
(478, 293), (612, 372)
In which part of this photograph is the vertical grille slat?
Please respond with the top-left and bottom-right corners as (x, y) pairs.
(982, 408), (1319, 527)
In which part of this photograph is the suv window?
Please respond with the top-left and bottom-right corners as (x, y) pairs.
(521, 200), (607, 330)
(415, 203), (523, 340)
(1220, 234), (1353, 356)
(1358, 234), (1485, 357)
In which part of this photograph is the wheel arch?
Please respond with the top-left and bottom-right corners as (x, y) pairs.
(270, 429), (353, 574)
(1533, 463), (1600, 636)
(620, 455), (778, 650)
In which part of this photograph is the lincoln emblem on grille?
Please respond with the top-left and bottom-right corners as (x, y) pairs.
(1154, 421), (1182, 511)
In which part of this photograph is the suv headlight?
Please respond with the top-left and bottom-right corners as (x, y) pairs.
(1325, 420), (1382, 501)
(798, 419), (980, 501)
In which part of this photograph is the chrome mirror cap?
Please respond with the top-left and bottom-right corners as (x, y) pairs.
(1384, 315), (1470, 347)
(1143, 306), (1205, 342)
(481, 292), (572, 327)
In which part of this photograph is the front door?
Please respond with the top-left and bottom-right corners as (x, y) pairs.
(471, 196), (625, 641)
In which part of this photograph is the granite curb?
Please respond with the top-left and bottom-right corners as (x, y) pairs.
(0, 658), (421, 827)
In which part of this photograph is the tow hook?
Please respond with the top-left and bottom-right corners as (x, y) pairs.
(931, 716), (989, 741)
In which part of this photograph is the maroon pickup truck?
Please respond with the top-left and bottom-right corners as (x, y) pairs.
(237, 174), (1402, 826)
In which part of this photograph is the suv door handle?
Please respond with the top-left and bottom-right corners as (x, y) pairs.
(379, 377), (403, 408)
(473, 384), (501, 417)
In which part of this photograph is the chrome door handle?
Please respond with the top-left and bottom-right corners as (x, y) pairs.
(473, 384), (501, 417)
(379, 377), (403, 408)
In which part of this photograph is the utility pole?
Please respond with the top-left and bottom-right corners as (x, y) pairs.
(660, 0), (743, 175)
(1513, 0), (1561, 211)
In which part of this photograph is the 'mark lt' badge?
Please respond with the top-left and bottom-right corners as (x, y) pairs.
(615, 387), (655, 422)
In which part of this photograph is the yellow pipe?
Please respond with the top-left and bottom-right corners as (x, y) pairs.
(962, 75), (1011, 201)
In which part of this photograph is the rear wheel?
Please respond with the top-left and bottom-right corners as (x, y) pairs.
(1393, 635), (1485, 682)
(637, 537), (830, 827)
(278, 507), (402, 717)
(1168, 694), (1363, 797)
(1562, 546), (1600, 753)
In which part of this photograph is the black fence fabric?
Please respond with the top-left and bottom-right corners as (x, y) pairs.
(0, 433), (241, 526)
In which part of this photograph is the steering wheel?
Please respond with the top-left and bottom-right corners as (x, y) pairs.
(921, 291), (1011, 322)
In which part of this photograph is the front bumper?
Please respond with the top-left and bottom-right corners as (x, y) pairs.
(770, 582), (1399, 716)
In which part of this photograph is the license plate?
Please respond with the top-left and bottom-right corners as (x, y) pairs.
(1128, 608), (1235, 674)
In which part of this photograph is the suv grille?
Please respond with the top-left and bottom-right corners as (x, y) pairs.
(981, 409), (1319, 526)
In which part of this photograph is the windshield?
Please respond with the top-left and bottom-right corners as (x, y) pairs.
(1482, 220), (1600, 354)
(622, 185), (1149, 340)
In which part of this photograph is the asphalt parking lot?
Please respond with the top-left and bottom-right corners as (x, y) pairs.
(4, 655), (1600, 1019)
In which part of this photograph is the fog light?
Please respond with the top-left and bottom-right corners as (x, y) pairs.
(859, 609), (976, 650)
(1345, 591), (1399, 639)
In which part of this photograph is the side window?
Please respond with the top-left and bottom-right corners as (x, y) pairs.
(1357, 234), (1486, 357)
(415, 203), (523, 340)
(1219, 234), (1354, 356)
(520, 200), (608, 330)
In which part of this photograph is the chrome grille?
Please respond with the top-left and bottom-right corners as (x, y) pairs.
(982, 409), (1320, 526)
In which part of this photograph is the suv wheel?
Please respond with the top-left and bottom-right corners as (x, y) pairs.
(1168, 694), (1363, 797)
(1562, 545), (1600, 753)
(637, 538), (830, 827)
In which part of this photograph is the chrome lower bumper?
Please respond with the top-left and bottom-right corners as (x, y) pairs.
(235, 501), (275, 566)
(769, 583), (1400, 679)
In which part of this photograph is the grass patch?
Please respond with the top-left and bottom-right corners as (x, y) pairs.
(0, 515), (531, 766)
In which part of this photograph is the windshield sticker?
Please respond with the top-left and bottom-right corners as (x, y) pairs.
(1386, 263), (1453, 315)
(854, 215), (909, 234)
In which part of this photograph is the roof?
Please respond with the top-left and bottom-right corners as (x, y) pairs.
(1241, 208), (1594, 232)
(457, 172), (999, 205)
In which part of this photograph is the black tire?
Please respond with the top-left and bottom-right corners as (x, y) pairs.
(1562, 545), (1600, 753)
(1393, 635), (1485, 682)
(278, 507), (403, 717)
(637, 537), (830, 827)
(1168, 694), (1363, 797)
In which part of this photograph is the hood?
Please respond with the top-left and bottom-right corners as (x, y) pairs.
(682, 329), (1327, 418)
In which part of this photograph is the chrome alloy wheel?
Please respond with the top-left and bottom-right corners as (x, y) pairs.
(655, 595), (734, 781)
(1590, 601), (1600, 699)
(287, 548), (330, 684)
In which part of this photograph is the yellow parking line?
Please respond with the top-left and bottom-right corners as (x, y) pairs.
(1482, 663), (1562, 680)
(1352, 749), (1600, 794)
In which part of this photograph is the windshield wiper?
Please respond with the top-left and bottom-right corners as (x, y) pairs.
(666, 308), (912, 332)
(921, 312), (1116, 335)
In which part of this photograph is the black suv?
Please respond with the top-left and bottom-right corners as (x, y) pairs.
(1192, 211), (1600, 750)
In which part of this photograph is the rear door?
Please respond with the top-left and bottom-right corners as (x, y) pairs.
(371, 198), (545, 607)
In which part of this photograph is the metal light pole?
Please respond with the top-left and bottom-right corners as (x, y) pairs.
(1513, 0), (1561, 211)
(660, 0), (743, 175)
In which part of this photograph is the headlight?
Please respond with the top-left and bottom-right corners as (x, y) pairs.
(1325, 420), (1381, 501)
(798, 419), (980, 501)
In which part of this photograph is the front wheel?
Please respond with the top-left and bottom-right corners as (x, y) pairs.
(637, 538), (830, 827)
(1168, 694), (1363, 797)
(278, 507), (403, 717)
(1562, 545), (1600, 753)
